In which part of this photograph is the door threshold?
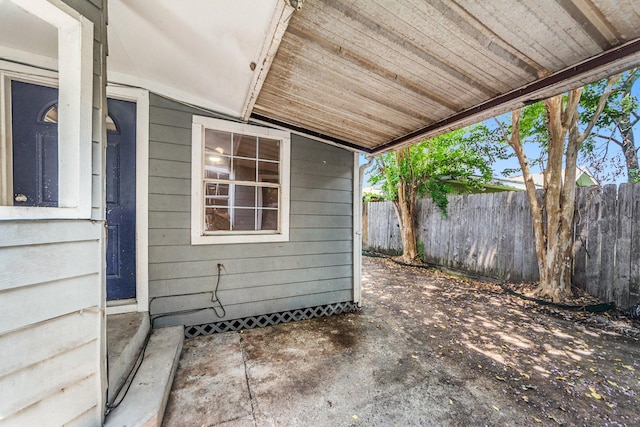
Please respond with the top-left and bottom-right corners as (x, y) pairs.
(107, 299), (138, 315)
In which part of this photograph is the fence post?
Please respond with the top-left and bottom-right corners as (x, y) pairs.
(614, 183), (633, 308)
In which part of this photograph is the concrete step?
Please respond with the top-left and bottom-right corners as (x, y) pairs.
(105, 326), (184, 427)
(107, 312), (151, 404)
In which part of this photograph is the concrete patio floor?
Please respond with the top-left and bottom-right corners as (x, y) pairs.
(163, 257), (640, 426)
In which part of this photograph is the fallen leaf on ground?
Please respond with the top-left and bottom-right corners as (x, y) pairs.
(548, 414), (564, 424)
(588, 385), (603, 400)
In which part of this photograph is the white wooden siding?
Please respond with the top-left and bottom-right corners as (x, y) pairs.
(147, 94), (354, 327)
(0, 221), (103, 426)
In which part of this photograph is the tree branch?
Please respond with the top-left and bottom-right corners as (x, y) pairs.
(579, 73), (622, 143)
(493, 117), (511, 143)
(563, 88), (582, 130)
(593, 133), (622, 146)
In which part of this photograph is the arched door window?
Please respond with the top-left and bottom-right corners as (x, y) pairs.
(41, 104), (118, 132)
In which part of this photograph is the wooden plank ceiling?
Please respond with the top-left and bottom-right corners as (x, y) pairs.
(252, 0), (640, 153)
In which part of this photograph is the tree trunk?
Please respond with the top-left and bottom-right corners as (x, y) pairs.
(508, 93), (580, 302)
(613, 71), (640, 182)
(395, 194), (418, 263)
(394, 148), (419, 263)
(511, 79), (617, 301)
(507, 106), (572, 302)
(614, 113), (640, 182)
(529, 93), (583, 301)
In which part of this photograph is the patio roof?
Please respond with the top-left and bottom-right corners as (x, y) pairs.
(252, 0), (640, 153)
(4, 1), (639, 154)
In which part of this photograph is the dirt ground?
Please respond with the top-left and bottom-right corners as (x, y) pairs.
(163, 256), (640, 426)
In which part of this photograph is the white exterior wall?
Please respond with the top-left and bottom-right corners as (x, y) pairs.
(0, 221), (103, 426)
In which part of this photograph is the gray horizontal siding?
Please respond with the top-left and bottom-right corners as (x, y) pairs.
(147, 94), (354, 327)
(290, 173), (352, 190)
(149, 253), (351, 281)
(152, 277), (353, 312)
(149, 240), (352, 263)
(150, 265), (353, 298)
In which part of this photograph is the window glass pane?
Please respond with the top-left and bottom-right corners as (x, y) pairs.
(106, 115), (118, 133)
(206, 153), (228, 168)
(233, 208), (257, 231)
(42, 105), (58, 123)
(232, 185), (257, 230)
(233, 185), (256, 208)
(258, 161), (279, 183)
(205, 162), (230, 179)
(258, 138), (280, 161)
(205, 129), (231, 156)
(205, 183), (228, 206)
(205, 207), (230, 231)
(259, 209), (278, 231)
(234, 134), (257, 159)
(261, 187), (279, 209)
(233, 157), (257, 182)
(205, 129), (231, 178)
(205, 166), (230, 180)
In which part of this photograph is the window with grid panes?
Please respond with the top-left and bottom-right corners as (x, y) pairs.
(191, 116), (290, 244)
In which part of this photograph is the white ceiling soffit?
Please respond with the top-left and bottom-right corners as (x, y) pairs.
(0, 0), (58, 70)
(107, 0), (288, 118)
(252, 0), (640, 153)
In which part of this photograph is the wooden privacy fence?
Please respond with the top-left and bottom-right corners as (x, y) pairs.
(364, 183), (640, 310)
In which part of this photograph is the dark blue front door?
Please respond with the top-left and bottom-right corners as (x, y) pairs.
(11, 81), (58, 207)
(105, 99), (137, 300)
(11, 81), (137, 300)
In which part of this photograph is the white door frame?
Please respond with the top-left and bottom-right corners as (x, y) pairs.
(105, 85), (149, 314)
(0, 64), (150, 314)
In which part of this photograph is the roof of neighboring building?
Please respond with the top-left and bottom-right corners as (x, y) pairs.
(505, 166), (599, 187)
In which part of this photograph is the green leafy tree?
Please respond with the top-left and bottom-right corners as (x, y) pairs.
(581, 68), (640, 183)
(492, 75), (620, 301)
(369, 128), (493, 263)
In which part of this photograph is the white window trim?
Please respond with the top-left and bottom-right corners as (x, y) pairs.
(0, 0), (93, 220)
(191, 115), (290, 245)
